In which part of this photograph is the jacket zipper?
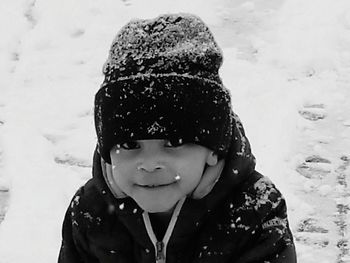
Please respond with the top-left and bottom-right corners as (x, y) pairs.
(156, 241), (165, 263)
(142, 197), (186, 263)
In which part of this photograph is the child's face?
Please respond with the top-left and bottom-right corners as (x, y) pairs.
(109, 139), (215, 213)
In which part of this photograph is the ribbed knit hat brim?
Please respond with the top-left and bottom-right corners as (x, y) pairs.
(95, 74), (232, 163)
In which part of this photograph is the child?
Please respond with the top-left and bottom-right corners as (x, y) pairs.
(58, 13), (296, 263)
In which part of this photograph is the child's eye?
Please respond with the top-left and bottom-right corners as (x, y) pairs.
(164, 138), (184, 148)
(119, 141), (140, 150)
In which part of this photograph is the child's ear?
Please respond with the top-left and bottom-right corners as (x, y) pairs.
(206, 151), (218, 166)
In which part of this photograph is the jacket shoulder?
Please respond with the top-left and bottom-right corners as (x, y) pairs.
(230, 172), (296, 262)
(240, 172), (286, 222)
(68, 179), (112, 231)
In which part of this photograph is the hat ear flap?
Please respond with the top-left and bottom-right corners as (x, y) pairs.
(206, 151), (218, 166)
(101, 158), (127, 199)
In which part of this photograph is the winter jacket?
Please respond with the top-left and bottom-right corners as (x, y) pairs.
(58, 115), (297, 263)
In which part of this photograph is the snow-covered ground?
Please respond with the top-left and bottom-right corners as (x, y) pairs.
(0, 0), (350, 262)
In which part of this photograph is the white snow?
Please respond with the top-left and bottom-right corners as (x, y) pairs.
(1, 0), (350, 262)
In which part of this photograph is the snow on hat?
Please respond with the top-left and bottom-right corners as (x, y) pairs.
(95, 13), (233, 163)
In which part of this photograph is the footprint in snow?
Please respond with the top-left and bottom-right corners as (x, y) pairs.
(54, 154), (91, 168)
(294, 234), (329, 248)
(342, 120), (350, 127)
(43, 132), (67, 144)
(0, 186), (9, 224)
(297, 218), (329, 234)
(0, 103), (5, 125)
(121, 0), (132, 6)
(296, 155), (332, 179)
(43, 132), (91, 168)
(299, 104), (326, 121)
(70, 28), (85, 38)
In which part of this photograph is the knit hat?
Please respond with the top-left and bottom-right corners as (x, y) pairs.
(95, 13), (233, 163)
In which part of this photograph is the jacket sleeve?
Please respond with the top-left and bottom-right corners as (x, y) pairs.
(236, 177), (297, 263)
(58, 189), (98, 263)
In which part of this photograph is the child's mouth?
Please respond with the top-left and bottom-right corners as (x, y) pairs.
(138, 182), (174, 188)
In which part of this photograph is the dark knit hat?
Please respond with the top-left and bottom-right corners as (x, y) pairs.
(95, 13), (233, 163)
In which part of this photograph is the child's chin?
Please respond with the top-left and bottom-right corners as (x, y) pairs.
(137, 200), (176, 214)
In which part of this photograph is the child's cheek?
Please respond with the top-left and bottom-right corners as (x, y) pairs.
(111, 167), (131, 189)
(177, 166), (204, 190)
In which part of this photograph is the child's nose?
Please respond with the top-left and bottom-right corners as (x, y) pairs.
(136, 153), (166, 173)
(137, 160), (165, 173)
(136, 140), (167, 172)
(137, 162), (164, 173)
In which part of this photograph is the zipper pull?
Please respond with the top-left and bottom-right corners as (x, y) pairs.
(156, 241), (165, 263)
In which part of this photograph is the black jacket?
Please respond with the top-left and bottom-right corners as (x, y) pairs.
(58, 115), (297, 263)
